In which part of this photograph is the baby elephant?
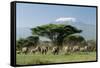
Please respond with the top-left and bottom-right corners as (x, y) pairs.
(52, 47), (59, 55)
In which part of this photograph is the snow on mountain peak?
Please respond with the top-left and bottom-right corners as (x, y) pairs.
(55, 17), (76, 23)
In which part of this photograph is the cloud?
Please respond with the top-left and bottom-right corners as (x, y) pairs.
(55, 17), (76, 23)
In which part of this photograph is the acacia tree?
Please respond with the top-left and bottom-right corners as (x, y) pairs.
(63, 35), (86, 46)
(16, 38), (28, 50)
(87, 40), (96, 51)
(16, 36), (39, 50)
(26, 36), (39, 47)
(31, 24), (82, 47)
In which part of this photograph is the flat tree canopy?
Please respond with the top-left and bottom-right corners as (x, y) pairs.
(31, 24), (82, 47)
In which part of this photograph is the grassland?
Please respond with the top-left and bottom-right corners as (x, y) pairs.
(16, 52), (96, 65)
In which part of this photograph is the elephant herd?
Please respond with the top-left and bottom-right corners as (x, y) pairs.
(17, 44), (96, 55)
(63, 45), (94, 54)
(18, 46), (49, 55)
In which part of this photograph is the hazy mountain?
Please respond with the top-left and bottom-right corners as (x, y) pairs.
(16, 27), (32, 40)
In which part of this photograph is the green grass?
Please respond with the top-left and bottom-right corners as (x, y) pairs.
(16, 52), (96, 65)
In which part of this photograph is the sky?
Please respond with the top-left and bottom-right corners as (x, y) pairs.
(16, 3), (96, 28)
(16, 3), (96, 40)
